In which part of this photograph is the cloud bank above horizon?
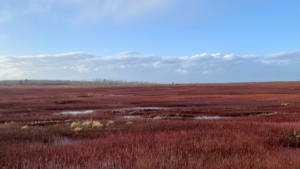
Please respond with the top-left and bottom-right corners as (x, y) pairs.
(1, 51), (299, 83)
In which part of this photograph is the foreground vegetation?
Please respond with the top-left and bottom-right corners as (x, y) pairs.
(1, 82), (300, 168)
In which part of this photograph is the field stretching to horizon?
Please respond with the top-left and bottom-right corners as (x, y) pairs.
(1, 82), (300, 168)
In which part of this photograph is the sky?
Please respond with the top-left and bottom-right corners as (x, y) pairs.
(0, 0), (299, 83)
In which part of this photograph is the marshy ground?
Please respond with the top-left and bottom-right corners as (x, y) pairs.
(1, 82), (300, 168)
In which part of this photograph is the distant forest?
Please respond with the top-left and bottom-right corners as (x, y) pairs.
(0, 79), (154, 86)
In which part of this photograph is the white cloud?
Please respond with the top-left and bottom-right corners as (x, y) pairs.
(191, 53), (210, 59)
(242, 51), (300, 59)
(70, 65), (89, 72)
(153, 62), (161, 68)
(1, 51), (300, 82)
(211, 53), (223, 58)
(242, 51), (300, 65)
(119, 51), (139, 55)
(223, 54), (235, 60)
(0, 68), (23, 78)
(176, 69), (188, 74)
(261, 59), (290, 64)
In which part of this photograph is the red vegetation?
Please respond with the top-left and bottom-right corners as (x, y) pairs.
(1, 82), (300, 168)
(69, 93), (105, 98)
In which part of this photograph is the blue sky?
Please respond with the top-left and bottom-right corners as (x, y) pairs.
(0, 0), (300, 83)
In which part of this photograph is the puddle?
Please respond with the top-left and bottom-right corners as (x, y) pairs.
(123, 115), (139, 119)
(122, 107), (168, 111)
(194, 116), (229, 120)
(149, 114), (194, 120)
(59, 110), (93, 115)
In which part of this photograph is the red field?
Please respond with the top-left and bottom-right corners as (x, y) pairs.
(1, 82), (300, 168)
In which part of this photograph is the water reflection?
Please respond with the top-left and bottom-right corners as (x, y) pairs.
(59, 110), (93, 115)
(123, 115), (139, 119)
(194, 116), (230, 120)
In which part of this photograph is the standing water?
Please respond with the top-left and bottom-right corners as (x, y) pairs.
(194, 116), (230, 120)
(59, 110), (94, 115)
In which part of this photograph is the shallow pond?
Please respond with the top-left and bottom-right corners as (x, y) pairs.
(194, 116), (230, 120)
(59, 110), (94, 115)
(123, 115), (139, 119)
(122, 107), (168, 111)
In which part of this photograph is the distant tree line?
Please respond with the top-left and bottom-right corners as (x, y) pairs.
(0, 79), (154, 86)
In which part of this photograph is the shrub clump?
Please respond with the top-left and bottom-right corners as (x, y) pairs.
(92, 121), (103, 128)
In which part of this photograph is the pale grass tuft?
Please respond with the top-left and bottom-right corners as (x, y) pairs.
(21, 126), (28, 130)
(70, 122), (80, 129)
(74, 127), (83, 132)
(71, 120), (104, 130)
(82, 121), (92, 128)
(126, 121), (133, 125)
(296, 135), (300, 143)
(152, 116), (163, 120)
(92, 121), (103, 128)
(106, 120), (114, 127)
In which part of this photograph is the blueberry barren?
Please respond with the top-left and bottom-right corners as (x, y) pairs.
(1, 82), (300, 168)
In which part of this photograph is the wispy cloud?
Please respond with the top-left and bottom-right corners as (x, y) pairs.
(0, 35), (9, 42)
(1, 51), (300, 82)
(118, 51), (139, 55)
(70, 0), (174, 21)
(0, 10), (12, 23)
(176, 69), (188, 74)
(0, 0), (175, 23)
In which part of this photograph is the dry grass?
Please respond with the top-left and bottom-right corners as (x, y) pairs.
(70, 122), (79, 129)
(106, 120), (114, 127)
(81, 120), (92, 128)
(92, 121), (103, 128)
(74, 127), (83, 132)
(281, 103), (289, 106)
(71, 120), (103, 131)
(296, 135), (300, 142)
(21, 125), (28, 130)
